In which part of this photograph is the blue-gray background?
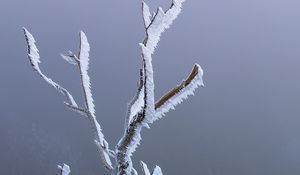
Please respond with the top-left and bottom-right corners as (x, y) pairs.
(0, 0), (300, 174)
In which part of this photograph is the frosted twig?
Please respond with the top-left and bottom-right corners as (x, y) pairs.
(23, 28), (78, 109)
(154, 64), (204, 121)
(23, 28), (114, 174)
(58, 164), (71, 175)
(76, 31), (114, 172)
(115, 1), (199, 174)
(140, 161), (163, 175)
(24, 1), (203, 174)
(125, 69), (144, 129)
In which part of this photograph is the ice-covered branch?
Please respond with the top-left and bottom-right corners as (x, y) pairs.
(23, 28), (78, 109)
(141, 161), (163, 175)
(75, 32), (114, 172)
(116, 1), (189, 174)
(58, 164), (71, 175)
(125, 69), (145, 129)
(154, 64), (204, 121)
(24, 1), (202, 174)
(24, 28), (114, 174)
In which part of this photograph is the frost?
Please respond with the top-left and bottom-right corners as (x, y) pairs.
(61, 51), (77, 65)
(24, 1), (203, 174)
(77, 32), (113, 170)
(141, 161), (151, 175)
(116, 1), (203, 175)
(126, 69), (145, 128)
(144, 0), (186, 54)
(78, 31), (95, 116)
(132, 167), (138, 175)
(23, 27), (78, 108)
(23, 28), (113, 173)
(140, 44), (155, 123)
(140, 162), (163, 175)
(154, 64), (204, 121)
(58, 164), (71, 175)
(142, 2), (152, 28)
(152, 166), (163, 175)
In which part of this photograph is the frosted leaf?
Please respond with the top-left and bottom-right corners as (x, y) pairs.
(58, 164), (71, 175)
(152, 166), (163, 175)
(23, 27), (78, 108)
(154, 64), (204, 122)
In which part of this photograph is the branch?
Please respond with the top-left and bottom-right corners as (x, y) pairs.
(58, 164), (71, 175)
(23, 27), (78, 109)
(141, 161), (163, 175)
(154, 64), (204, 121)
(116, 1), (187, 174)
(77, 31), (114, 172)
(24, 28), (114, 174)
(125, 69), (145, 129)
(141, 161), (151, 175)
(151, 166), (163, 175)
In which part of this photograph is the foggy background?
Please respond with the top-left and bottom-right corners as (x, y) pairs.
(0, 0), (300, 174)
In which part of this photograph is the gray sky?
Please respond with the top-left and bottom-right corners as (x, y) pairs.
(1, 0), (300, 174)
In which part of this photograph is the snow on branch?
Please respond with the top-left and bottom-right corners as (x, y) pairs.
(142, 2), (152, 28)
(140, 0), (186, 123)
(141, 161), (151, 175)
(76, 31), (114, 172)
(125, 69), (145, 129)
(23, 27), (78, 108)
(78, 31), (95, 116)
(61, 51), (78, 65)
(143, 0), (186, 54)
(154, 64), (204, 121)
(151, 166), (163, 175)
(140, 161), (163, 175)
(24, 28), (114, 174)
(24, 1), (203, 174)
(116, 1), (199, 175)
(58, 164), (71, 175)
